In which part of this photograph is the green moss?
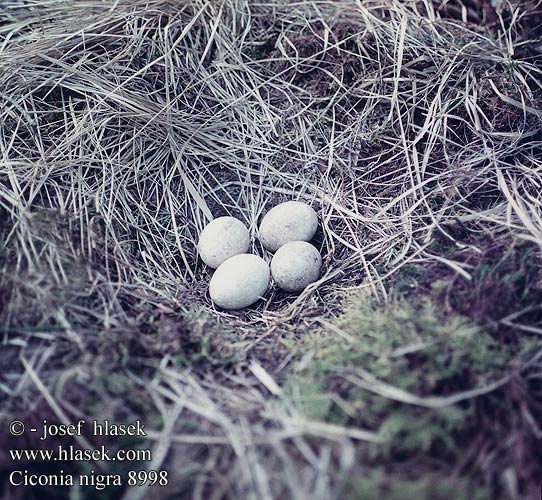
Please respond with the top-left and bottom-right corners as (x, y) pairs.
(286, 377), (331, 421)
(285, 292), (518, 463)
(296, 295), (507, 384)
(104, 371), (134, 396)
(377, 406), (465, 455)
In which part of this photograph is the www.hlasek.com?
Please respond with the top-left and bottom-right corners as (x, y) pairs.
(8, 419), (168, 491)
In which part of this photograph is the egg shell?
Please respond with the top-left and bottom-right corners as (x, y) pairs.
(197, 216), (250, 269)
(271, 241), (322, 292)
(209, 254), (270, 309)
(259, 201), (318, 252)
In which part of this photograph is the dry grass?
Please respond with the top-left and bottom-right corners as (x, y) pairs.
(0, 0), (541, 499)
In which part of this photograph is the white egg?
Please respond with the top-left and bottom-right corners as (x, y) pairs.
(259, 201), (318, 252)
(197, 216), (250, 269)
(271, 241), (322, 292)
(209, 254), (270, 309)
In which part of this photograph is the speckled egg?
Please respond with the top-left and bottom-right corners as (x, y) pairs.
(258, 201), (318, 252)
(197, 216), (250, 269)
(270, 241), (322, 292)
(209, 254), (270, 309)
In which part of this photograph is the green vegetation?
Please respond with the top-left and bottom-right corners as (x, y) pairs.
(347, 472), (490, 500)
(1, 0), (541, 498)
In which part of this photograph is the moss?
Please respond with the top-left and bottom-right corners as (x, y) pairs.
(284, 290), (528, 493)
(293, 295), (509, 387)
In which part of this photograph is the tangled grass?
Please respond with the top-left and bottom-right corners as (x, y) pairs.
(0, 0), (541, 499)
